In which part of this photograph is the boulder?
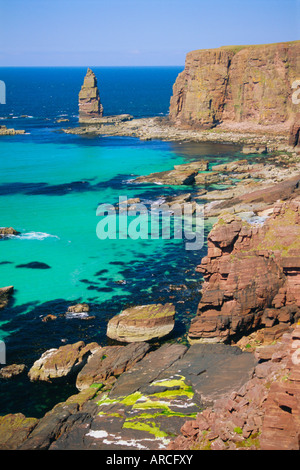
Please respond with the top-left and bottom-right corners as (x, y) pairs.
(0, 286), (14, 310)
(0, 364), (26, 379)
(106, 303), (175, 342)
(0, 227), (20, 238)
(76, 342), (151, 391)
(28, 341), (100, 382)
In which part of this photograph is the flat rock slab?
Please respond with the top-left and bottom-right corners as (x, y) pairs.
(11, 342), (257, 450)
(107, 303), (176, 343)
(158, 343), (257, 407)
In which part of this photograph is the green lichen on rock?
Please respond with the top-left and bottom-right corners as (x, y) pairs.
(122, 420), (170, 439)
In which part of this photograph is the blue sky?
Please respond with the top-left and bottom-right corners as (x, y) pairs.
(0, 0), (299, 66)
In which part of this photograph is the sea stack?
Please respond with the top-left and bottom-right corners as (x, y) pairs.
(78, 68), (103, 122)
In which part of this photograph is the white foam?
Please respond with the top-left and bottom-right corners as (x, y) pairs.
(65, 311), (90, 320)
(16, 231), (59, 240)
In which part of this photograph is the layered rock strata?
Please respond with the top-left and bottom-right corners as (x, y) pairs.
(78, 68), (103, 122)
(106, 303), (175, 342)
(169, 41), (300, 130)
(169, 323), (300, 450)
(0, 340), (256, 450)
(189, 197), (300, 343)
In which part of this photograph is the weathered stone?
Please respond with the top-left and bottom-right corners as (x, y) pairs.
(76, 342), (151, 391)
(133, 164), (198, 186)
(0, 364), (26, 379)
(18, 402), (79, 450)
(0, 227), (20, 238)
(28, 341), (99, 382)
(189, 196), (300, 343)
(0, 286), (14, 310)
(79, 68), (103, 122)
(288, 113), (300, 148)
(0, 414), (38, 450)
(107, 303), (175, 342)
(170, 41), (299, 130)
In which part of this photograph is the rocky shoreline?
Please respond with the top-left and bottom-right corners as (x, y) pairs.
(62, 114), (292, 149)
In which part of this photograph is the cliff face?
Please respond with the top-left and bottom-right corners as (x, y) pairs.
(189, 196), (300, 344)
(169, 41), (300, 129)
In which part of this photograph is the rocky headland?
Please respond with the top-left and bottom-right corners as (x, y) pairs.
(169, 41), (299, 131)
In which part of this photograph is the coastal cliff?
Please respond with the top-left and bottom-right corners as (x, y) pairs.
(169, 41), (300, 130)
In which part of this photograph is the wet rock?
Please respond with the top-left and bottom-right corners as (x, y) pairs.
(0, 286), (14, 310)
(0, 364), (26, 379)
(133, 165), (198, 186)
(0, 227), (20, 238)
(107, 303), (175, 342)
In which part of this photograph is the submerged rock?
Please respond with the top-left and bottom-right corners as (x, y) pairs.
(106, 303), (176, 342)
(16, 262), (51, 269)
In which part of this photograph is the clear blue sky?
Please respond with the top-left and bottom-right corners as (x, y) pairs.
(0, 0), (299, 66)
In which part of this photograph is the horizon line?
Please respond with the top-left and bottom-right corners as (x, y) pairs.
(0, 64), (185, 68)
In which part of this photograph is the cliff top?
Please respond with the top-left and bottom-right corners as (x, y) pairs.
(189, 39), (300, 56)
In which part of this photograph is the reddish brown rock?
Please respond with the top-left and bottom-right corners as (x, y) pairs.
(78, 68), (103, 122)
(288, 112), (300, 148)
(169, 324), (300, 451)
(189, 197), (300, 343)
(75, 342), (151, 391)
(259, 324), (300, 450)
(170, 41), (299, 130)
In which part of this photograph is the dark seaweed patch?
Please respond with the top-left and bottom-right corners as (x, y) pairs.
(16, 262), (51, 269)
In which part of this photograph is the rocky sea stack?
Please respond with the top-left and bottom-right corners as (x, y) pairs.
(78, 68), (103, 122)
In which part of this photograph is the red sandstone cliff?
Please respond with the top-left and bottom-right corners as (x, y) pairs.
(189, 195), (300, 344)
(169, 41), (300, 130)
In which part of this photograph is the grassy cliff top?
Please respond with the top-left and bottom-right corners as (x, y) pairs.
(189, 40), (300, 56)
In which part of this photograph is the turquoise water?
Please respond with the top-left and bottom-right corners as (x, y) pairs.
(0, 67), (243, 417)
